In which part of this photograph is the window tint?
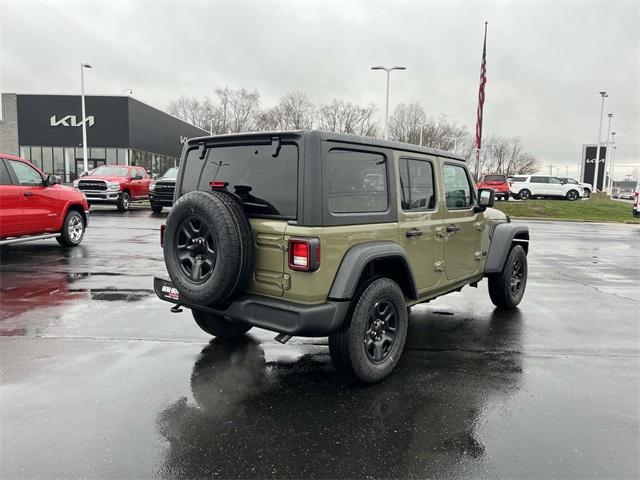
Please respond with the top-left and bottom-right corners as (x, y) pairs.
(511, 176), (527, 182)
(399, 158), (435, 210)
(443, 164), (473, 209)
(7, 160), (43, 186)
(484, 175), (506, 182)
(0, 160), (12, 185)
(182, 143), (298, 219)
(548, 177), (562, 184)
(327, 150), (388, 213)
(530, 176), (548, 184)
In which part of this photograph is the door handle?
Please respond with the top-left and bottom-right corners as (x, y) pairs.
(406, 229), (423, 238)
(23, 191), (33, 197)
(446, 225), (460, 233)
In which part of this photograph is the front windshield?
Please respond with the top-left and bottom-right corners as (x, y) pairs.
(91, 166), (129, 177)
(162, 167), (179, 179)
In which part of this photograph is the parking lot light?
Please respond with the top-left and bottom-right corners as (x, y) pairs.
(80, 62), (92, 174)
(371, 65), (406, 140)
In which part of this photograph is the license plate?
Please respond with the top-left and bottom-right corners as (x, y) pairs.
(154, 277), (180, 303)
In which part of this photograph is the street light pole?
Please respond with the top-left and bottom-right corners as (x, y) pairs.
(80, 62), (92, 174)
(371, 65), (406, 140)
(593, 91), (608, 193)
(604, 113), (613, 193)
(608, 132), (617, 193)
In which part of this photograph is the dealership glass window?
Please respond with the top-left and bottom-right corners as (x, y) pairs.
(106, 148), (117, 164)
(64, 148), (75, 182)
(42, 147), (53, 175)
(19, 146), (30, 161)
(117, 149), (128, 165)
(31, 146), (42, 170)
(53, 148), (64, 176)
(91, 148), (106, 160)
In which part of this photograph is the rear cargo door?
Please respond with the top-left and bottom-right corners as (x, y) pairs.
(249, 219), (288, 297)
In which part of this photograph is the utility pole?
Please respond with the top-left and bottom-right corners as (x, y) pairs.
(80, 62), (93, 174)
(547, 162), (556, 176)
(607, 131), (616, 193)
(566, 166), (569, 176)
(593, 91), (608, 192)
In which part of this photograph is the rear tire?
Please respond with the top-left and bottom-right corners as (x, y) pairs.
(488, 245), (527, 309)
(566, 189), (579, 201)
(329, 278), (408, 383)
(56, 210), (85, 247)
(518, 189), (531, 200)
(117, 191), (130, 212)
(192, 309), (252, 339)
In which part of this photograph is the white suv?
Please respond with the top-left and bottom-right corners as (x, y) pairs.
(509, 175), (583, 201)
(559, 177), (593, 198)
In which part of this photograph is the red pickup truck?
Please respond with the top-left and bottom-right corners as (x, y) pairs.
(74, 165), (151, 211)
(476, 174), (510, 201)
(0, 154), (89, 247)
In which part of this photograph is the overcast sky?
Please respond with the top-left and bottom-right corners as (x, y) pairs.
(1, 0), (638, 178)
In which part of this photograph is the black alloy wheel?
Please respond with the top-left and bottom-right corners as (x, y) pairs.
(519, 189), (531, 200)
(364, 300), (399, 364)
(566, 190), (579, 201)
(509, 255), (525, 298)
(175, 216), (217, 284)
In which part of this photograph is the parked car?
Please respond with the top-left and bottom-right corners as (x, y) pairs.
(73, 165), (151, 211)
(476, 174), (510, 200)
(558, 177), (593, 198)
(0, 154), (89, 247)
(154, 131), (529, 383)
(633, 184), (640, 218)
(619, 191), (635, 200)
(509, 175), (582, 201)
(149, 167), (178, 213)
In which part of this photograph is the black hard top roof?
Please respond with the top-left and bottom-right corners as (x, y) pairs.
(187, 130), (466, 162)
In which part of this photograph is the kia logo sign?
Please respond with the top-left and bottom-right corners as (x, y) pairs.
(50, 115), (95, 127)
(585, 158), (604, 164)
(180, 136), (188, 144)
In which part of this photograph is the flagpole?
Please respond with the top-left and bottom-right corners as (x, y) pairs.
(474, 22), (488, 181)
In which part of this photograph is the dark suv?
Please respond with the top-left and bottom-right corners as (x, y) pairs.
(149, 167), (178, 213)
(155, 131), (529, 382)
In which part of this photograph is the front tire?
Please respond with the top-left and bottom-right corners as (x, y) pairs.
(56, 210), (85, 247)
(583, 188), (591, 198)
(117, 191), (131, 212)
(488, 245), (527, 309)
(151, 204), (163, 214)
(329, 278), (408, 383)
(192, 309), (252, 339)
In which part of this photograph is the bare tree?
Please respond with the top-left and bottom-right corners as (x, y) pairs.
(227, 88), (260, 133)
(319, 100), (379, 136)
(275, 92), (317, 130)
(167, 96), (213, 130)
(389, 103), (426, 143)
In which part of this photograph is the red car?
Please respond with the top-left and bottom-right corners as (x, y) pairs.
(73, 165), (151, 211)
(0, 154), (89, 247)
(476, 174), (510, 201)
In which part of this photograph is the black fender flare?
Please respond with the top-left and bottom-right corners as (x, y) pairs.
(328, 241), (418, 301)
(484, 223), (530, 274)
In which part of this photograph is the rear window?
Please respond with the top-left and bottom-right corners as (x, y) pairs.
(484, 175), (506, 182)
(326, 149), (388, 213)
(180, 143), (298, 219)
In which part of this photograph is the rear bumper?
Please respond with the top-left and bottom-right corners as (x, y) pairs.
(153, 277), (349, 337)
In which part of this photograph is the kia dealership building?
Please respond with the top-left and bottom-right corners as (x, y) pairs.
(0, 93), (208, 182)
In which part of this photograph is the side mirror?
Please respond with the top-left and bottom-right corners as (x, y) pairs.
(475, 188), (495, 211)
(46, 174), (61, 186)
(80, 171), (89, 177)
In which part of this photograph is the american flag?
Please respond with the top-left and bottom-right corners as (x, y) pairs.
(475, 23), (488, 172)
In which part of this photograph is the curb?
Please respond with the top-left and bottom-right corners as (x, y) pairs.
(510, 216), (640, 225)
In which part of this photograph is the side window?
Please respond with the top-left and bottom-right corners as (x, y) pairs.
(511, 176), (527, 182)
(443, 164), (473, 209)
(530, 177), (548, 184)
(0, 160), (13, 185)
(129, 168), (137, 179)
(399, 158), (436, 211)
(137, 167), (147, 178)
(7, 160), (43, 186)
(327, 149), (388, 214)
(548, 177), (562, 184)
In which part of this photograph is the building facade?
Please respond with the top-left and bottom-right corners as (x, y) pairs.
(0, 93), (208, 182)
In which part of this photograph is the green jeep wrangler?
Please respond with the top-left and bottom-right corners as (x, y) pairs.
(154, 131), (529, 382)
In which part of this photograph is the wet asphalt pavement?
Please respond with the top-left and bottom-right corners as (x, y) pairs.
(1, 207), (639, 479)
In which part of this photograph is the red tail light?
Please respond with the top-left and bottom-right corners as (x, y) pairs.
(288, 238), (320, 272)
(160, 224), (166, 247)
(634, 192), (639, 208)
(209, 181), (228, 190)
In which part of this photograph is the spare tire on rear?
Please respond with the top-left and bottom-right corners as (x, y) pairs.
(163, 190), (254, 307)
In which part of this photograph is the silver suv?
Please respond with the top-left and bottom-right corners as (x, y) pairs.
(509, 175), (582, 201)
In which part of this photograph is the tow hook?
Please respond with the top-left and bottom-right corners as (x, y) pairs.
(170, 304), (183, 313)
(274, 333), (292, 344)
